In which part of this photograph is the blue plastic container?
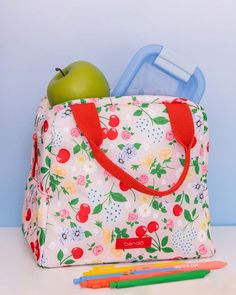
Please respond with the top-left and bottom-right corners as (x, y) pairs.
(112, 45), (205, 104)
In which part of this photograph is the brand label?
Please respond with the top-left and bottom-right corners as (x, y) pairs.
(115, 237), (152, 250)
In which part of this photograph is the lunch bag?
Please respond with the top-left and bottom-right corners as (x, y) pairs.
(22, 95), (215, 267)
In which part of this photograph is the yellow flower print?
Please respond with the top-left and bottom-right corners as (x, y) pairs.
(51, 165), (67, 177)
(142, 154), (155, 168)
(35, 208), (43, 226)
(205, 211), (210, 223)
(200, 218), (208, 231)
(159, 148), (172, 161)
(102, 229), (112, 245)
(75, 154), (87, 165)
(110, 245), (123, 258)
(187, 168), (194, 180)
(138, 194), (150, 204)
(63, 180), (77, 195)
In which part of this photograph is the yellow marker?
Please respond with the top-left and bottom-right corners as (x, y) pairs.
(83, 261), (186, 276)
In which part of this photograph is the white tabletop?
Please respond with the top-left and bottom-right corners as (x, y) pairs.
(0, 226), (235, 295)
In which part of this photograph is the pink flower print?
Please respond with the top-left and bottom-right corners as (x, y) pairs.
(199, 147), (204, 157)
(54, 105), (64, 113)
(128, 212), (138, 222)
(202, 165), (208, 174)
(90, 98), (100, 103)
(139, 174), (149, 185)
(60, 209), (70, 218)
(199, 244), (208, 255)
(166, 219), (174, 229)
(71, 127), (80, 137)
(133, 100), (141, 106)
(93, 245), (104, 256)
(165, 131), (174, 141)
(77, 175), (86, 186)
(108, 104), (116, 112)
(121, 130), (131, 140)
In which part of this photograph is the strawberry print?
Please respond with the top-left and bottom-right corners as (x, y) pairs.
(22, 95), (214, 267)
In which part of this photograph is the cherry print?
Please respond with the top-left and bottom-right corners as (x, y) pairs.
(108, 115), (120, 127)
(147, 221), (159, 233)
(56, 149), (70, 163)
(101, 127), (108, 139)
(25, 208), (31, 221)
(71, 247), (84, 259)
(135, 225), (147, 237)
(34, 240), (40, 261)
(30, 242), (35, 253)
(107, 128), (118, 140)
(173, 204), (183, 216)
(43, 120), (48, 132)
(80, 203), (91, 215)
(76, 211), (88, 223)
(39, 182), (44, 192)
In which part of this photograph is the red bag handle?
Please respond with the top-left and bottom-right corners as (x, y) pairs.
(70, 102), (194, 197)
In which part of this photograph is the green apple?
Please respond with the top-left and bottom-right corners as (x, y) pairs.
(47, 61), (110, 106)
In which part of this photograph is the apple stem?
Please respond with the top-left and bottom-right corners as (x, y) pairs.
(55, 67), (65, 77)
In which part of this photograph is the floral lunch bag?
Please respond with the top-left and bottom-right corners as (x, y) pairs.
(22, 95), (215, 267)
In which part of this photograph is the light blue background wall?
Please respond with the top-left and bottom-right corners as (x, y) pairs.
(1, 0), (235, 226)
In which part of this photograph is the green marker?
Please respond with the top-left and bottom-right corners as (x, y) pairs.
(109, 270), (210, 288)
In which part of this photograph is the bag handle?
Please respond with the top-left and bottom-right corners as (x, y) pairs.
(70, 101), (194, 197)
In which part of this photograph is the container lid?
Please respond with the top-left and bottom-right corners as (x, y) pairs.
(112, 44), (205, 104)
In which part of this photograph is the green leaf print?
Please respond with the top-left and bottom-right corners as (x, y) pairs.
(145, 247), (157, 253)
(73, 144), (80, 154)
(41, 167), (48, 174)
(162, 247), (174, 253)
(184, 209), (193, 222)
(110, 192), (127, 202)
(84, 231), (92, 238)
(184, 194), (190, 204)
(126, 253), (132, 259)
(57, 249), (64, 262)
(117, 144), (125, 150)
(179, 158), (185, 166)
(39, 228), (45, 246)
(70, 222), (77, 228)
(133, 109), (143, 116)
(81, 141), (88, 151)
(141, 103), (149, 108)
(45, 156), (51, 168)
(69, 198), (79, 206)
(151, 163), (167, 178)
(161, 236), (168, 247)
(134, 143), (141, 150)
(152, 200), (159, 210)
(192, 208), (197, 217)
(153, 117), (169, 125)
(96, 107), (102, 113)
(175, 194), (182, 202)
(93, 204), (103, 214)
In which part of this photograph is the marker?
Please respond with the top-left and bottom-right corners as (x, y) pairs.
(80, 269), (185, 288)
(74, 261), (227, 285)
(74, 267), (175, 284)
(109, 270), (210, 288)
(83, 261), (185, 276)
